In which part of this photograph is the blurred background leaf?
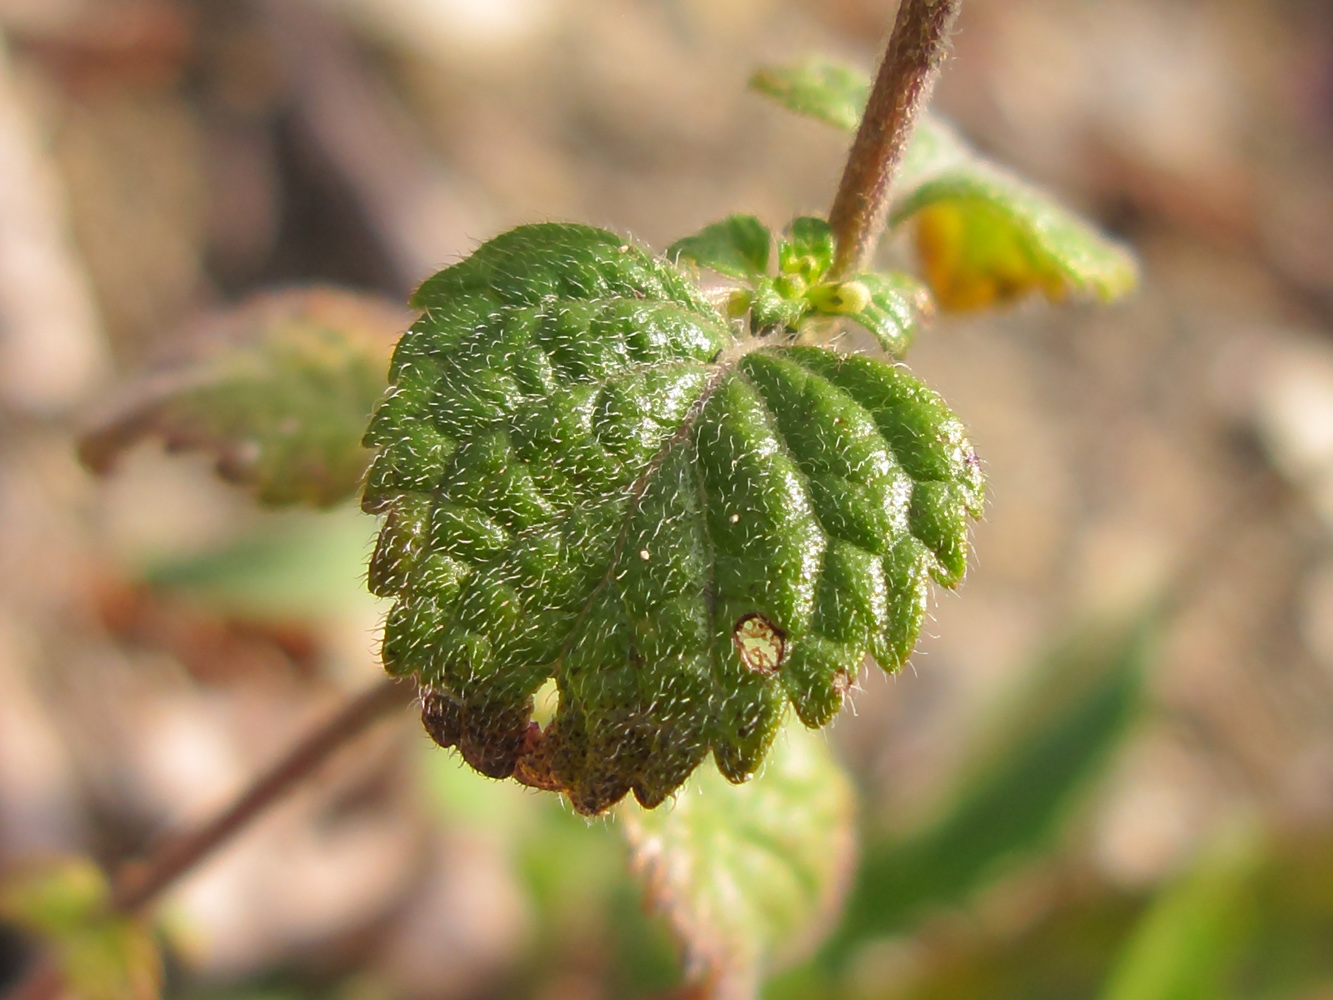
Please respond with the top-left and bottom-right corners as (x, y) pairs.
(4, 1), (1333, 998)
(79, 288), (406, 508)
(622, 723), (857, 1000)
(832, 614), (1151, 956)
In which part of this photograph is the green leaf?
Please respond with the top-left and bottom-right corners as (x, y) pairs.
(826, 271), (932, 357)
(748, 58), (869, 133)
(79, 288), (404, 508)
(1, 859), (162, 1000)
(821, 613), (1152, 965)
(750, 58), (1138, 310)
(668, 215), (772, 280)
(895, 151), (1140, 310)
(622, 722), (856, 1000)
(1099, 830), (1263, 1000)
(364, 222), (982, 814)
(778, 217), (836, 281)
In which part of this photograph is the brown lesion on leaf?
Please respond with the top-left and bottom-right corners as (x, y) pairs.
(512, 722), (563, 793)
(420, 689), (461, 749)
(732, 613), (786, 675)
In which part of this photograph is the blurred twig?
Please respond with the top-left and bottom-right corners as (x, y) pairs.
(5, 676), (413, 1000)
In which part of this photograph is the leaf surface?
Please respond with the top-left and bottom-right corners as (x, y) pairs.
(622, 723), (856, 1000)
(669, 215), (772, 280)
(79, 288), (404, 507)
(750, 58), (1138, 310)
(841, 271), (933, 357)
(748, 59), (868, 132)
(365, 223), (982, 813)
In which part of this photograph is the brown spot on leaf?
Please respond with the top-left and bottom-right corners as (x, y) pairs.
(421, 690), (461, 749)
(732, 613), (786, 675)
(512, 722), (563, 793)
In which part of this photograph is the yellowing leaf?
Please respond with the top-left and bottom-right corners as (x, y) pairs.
(898, 170), (1139, 311)
(621, 723), (856, 1000)
(750, 57), (1139, 311)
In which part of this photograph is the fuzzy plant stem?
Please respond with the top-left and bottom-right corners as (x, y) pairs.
(6, 677), (411, 1000)
(827, 0), (963, 277)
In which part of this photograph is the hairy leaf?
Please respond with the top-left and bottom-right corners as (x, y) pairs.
(1, 859), (161, 1000)
(364, 223), (982, 813)
(671, 213), (929, 355)
(79, 288), (405, 507)
(622, 722), (856, 1000)
(838, 271), (933, 357)
(750, 58), (1138, 310)
(669, 215), (772, 280)
(748, 59), (868, 133)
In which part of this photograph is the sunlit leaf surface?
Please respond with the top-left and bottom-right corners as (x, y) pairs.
(668, 214), (772, 281)
(365, 223), (982, 813)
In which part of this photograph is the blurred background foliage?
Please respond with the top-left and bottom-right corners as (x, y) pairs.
(3, 0), (1333, 998)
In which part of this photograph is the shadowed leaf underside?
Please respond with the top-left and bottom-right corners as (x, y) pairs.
(364, 223), (982, 813)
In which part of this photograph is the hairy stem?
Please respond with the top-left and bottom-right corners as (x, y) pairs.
(6, 677), (411, 1000)
(828, 0), (963, 277)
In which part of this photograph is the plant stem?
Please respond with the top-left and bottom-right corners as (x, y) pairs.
(827, 0), (963, 277)
(5, 676), (412, 1000)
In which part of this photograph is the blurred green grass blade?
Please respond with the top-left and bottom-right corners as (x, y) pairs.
(1, 858), (162, 1000)
(1098, 830), (1263, 1000)
(1242, 831), (1333, 996)
(823, 613), (1155, 966)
